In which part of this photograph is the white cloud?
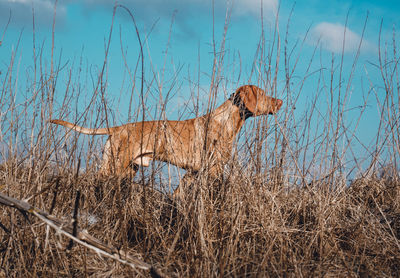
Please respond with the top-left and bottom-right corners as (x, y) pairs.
(77, 0), (278, 38)
(0, 0), (276, 29)
(309, 22), (376, 54)
(7, 0), (30, 3)
(82, 0), (277, 22)
(233, 0), (278, 17)
(0, 0), (66, 27)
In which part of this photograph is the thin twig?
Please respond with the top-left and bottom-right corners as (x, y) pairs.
(0, 192), (169, 278)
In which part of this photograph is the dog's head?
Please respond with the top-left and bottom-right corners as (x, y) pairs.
(231, 85), (283, 119)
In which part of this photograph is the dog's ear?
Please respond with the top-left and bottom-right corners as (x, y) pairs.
(238, 85), (259, 114)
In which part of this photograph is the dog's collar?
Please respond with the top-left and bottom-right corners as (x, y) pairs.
(229, 93), (254, 121)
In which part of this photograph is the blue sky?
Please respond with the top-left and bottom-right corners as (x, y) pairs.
(1, 0), (397, 98)
(1, 0), (399, 172)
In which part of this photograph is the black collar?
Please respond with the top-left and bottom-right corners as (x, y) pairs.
(229, 93), (254, 120)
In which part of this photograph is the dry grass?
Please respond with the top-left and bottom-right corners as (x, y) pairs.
(0, 164), (399, 277)
(0, 5), (399, 277)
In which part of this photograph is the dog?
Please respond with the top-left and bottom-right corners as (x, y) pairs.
(51, 85), (283, 180)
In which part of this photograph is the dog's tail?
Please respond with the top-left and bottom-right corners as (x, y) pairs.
(50, 119), (111, 135)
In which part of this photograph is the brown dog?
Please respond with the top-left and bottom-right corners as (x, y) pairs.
(51, 85), (282, 179)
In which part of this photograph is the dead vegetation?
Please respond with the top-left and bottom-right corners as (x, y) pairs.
(0, 165), (399, 277)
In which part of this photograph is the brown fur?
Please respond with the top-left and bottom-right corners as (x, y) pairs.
(51, 85), (283, 179)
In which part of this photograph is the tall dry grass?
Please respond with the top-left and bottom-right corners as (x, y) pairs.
(0, 5), (399, 277)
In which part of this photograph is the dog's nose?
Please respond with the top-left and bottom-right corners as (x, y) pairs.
(277, 99), (283, 108)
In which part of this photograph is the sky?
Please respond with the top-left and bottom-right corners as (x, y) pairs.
(1, 0), (399, 173)
(1, 1), (397, 100)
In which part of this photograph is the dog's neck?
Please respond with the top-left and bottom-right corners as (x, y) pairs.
(209, 99), (247, 138)
(229, 93), (254, 120)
